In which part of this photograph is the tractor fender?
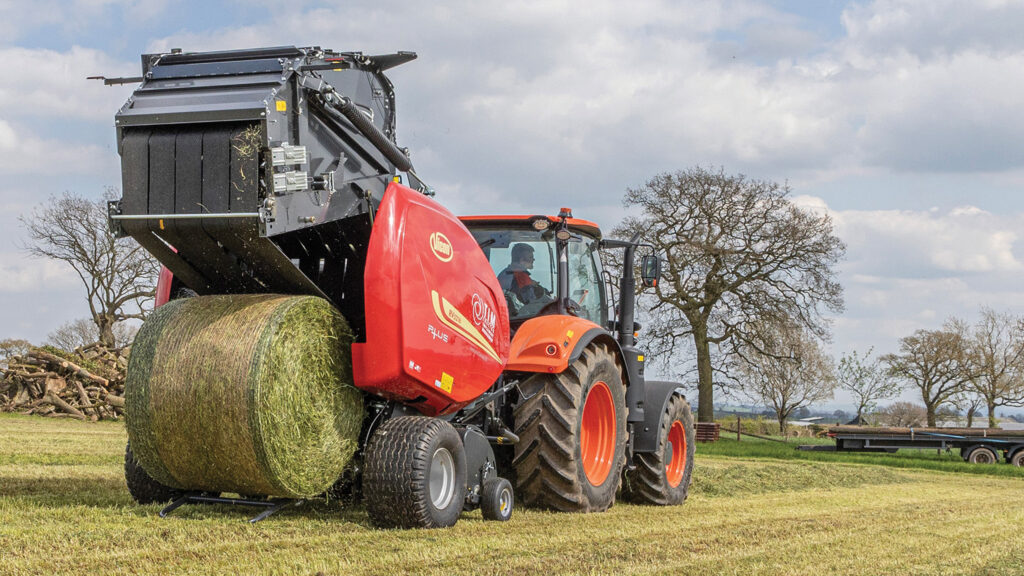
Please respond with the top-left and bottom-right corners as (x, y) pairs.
(632, 381), (687, 453)
(506, 316), (623, 376)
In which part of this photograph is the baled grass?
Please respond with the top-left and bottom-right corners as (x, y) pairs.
(126, 295), (363, 498)
(3, 414), (1024, 575)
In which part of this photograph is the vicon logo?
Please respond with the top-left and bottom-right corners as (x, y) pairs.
(430, 232), (453, 262)
(472, 293), (496, 342)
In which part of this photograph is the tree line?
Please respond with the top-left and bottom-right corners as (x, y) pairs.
(615, 166), (1023, 431)
(13, 168), (1022, 433)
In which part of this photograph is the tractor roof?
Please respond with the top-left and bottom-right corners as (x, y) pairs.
(459, 215), (602, 239)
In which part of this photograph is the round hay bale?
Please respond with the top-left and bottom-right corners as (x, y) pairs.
(125, 294), (363, 498)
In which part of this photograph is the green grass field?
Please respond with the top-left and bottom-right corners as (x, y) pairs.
(2, 413), (1023, 575)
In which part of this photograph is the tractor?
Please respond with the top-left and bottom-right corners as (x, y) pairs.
(106, 46), (695, 528)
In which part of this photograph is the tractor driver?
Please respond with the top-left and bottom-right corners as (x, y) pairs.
(498, 243), (548, 304)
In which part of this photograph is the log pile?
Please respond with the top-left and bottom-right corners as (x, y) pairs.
(0, 345), (127, 421)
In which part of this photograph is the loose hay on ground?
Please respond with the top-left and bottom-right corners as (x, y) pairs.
(125, 294), (363, 498)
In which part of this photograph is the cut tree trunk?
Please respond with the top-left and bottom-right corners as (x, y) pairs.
(43, 392), (86, 421)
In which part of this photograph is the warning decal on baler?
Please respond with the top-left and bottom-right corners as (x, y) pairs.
(431, 290), (500, 362)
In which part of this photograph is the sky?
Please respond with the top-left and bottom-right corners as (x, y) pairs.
(1, 0), (1023, 411)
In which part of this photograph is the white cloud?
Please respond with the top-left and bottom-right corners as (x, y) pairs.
(0, 119), (116, 176)
(0, 252), (79, 293)
(808, 195), (1024, 361)
(0, 0), (167, 42)
(0, 46), (135, 121)
(128, 0), (1024, 209)
(833, 203), (1022, 275)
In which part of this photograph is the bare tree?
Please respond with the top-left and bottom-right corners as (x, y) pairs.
(735, 321), (836, 434)
(0, 339), (31, 370)
(47, 318), (99, 352)
(836, 348), (902, 423)
(614, 167), (845, 422)
(949, 391), (985, 428)
(882, 325), (973, 427)
(874, 401), (927, 428)
(21, 189), (158, 348)
(965, 308), (1024, 427)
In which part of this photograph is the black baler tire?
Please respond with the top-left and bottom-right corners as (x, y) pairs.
(966, 445), (998, 464)
(480, 477), (514, 522)
(512, 342), (627, 513)
(623, 394), (696, 506)
(124, 443), (182, 504)
(363, 416), (467, 529)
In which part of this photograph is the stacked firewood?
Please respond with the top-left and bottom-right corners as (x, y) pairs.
(0, 345), (127, 421)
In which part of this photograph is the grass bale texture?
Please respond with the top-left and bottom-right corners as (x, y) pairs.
(125, 294), (363, 498)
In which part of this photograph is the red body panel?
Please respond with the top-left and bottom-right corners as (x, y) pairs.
(506, 315), (603, 373)
(154, 266), (173, 308)
(352, 183), (511, 415)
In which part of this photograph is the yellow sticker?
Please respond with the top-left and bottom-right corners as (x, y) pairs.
(275, 100), (287, 112)
(638, 355), (645, 362)
(440, 372), (454, 394)
(567, 330), (575, 338)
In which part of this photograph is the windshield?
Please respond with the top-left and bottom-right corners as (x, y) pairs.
(469, 226), (607, 325)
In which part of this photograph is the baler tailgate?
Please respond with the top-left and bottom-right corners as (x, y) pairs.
(119, 124), (326, 297)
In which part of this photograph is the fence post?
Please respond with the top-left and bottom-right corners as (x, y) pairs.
(737, 415), (741, 442)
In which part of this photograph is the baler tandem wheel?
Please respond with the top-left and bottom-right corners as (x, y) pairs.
(363, 416), (468, 529)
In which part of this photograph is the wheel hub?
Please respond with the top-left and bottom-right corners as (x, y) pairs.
(580, 381), (616, 486)
(665, 420), (687, 487)
(430, 447), (456, 509)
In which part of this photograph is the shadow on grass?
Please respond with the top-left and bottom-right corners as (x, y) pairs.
(0, 473), (382, 527)
(0, 474), (131, 508)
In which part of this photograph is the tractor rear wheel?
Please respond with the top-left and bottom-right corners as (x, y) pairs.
(363, 416), (467, 529)
(124, 443), (181, 504)
(623, 394), (695, 505)
(512, 342), (627, 512)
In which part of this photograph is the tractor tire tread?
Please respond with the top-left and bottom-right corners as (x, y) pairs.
(512, 342), (627, 513)
(623, 395), (695, 506)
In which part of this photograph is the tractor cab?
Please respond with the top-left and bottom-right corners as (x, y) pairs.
(460, 213), (608, 329)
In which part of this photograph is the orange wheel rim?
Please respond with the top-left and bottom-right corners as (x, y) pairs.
(580, 381), (616, 486)
(665, 421), (686, 488)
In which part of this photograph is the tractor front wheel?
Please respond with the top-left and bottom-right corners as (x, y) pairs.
(363, 416), (467, 529)
(512, 342), (627, 512)
(623, 394), (695, 505)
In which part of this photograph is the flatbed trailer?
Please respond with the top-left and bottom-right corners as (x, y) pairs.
(806, 426), (1024, 466)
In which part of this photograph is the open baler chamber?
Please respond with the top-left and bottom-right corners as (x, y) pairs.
(109, 46), (423, 336)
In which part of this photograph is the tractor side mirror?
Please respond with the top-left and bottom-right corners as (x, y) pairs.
(640, 255), (660, 288)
